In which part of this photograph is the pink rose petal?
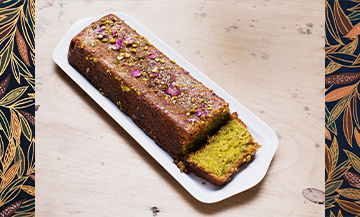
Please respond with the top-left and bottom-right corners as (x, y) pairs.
(184, 70), (189, 75)
(148, 54), (156, 59)
(196, 110), (207, 117)
(112, 30), (117, 34)
(166, 86), (179, 96)
(98, 28), (104, 32)
(137, 95), (143, 100)
(187, 118), (197, 123)
(131, 70), (141, 77)
(114, 39), (122, 50)
(124, 37), (133, 44)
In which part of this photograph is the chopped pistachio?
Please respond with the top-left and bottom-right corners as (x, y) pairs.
(98, 34), (103, 39)
(101, 38), (108, 43)
(109, 38), (116, 44)
(130, 48), (137, 53)
(170, 60), (176, 64)
(117, 56), (124, 61)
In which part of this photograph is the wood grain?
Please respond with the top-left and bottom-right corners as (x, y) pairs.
(36, 0), (325, 216)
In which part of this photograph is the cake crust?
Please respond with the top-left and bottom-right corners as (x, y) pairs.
(68, 14), (230, 159)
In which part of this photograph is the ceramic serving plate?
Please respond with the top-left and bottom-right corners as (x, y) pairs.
(53, 12), (278, 203)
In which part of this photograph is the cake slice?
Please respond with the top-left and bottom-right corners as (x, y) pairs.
(184, 113), (260, 186)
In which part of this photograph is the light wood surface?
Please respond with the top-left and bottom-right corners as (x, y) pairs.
(36, 0), (325, 216)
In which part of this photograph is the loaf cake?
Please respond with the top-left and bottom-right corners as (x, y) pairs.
(184, 113), (260, 186)
(68, 14), (230, 159)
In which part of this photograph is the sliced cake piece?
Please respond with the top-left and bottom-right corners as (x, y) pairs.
(184, 113), (260, 186)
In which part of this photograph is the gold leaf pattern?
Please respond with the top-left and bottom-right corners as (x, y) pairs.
(344, 171), (360, 188)
(344, 150), (360, 174)
(21, 185), (34, 196)
(334, 0), (353, 35)
(337, 199), (360, 215)
(355, 127), (360, 148)
(2, 138), (15, 173)
(325, 83), (356, 102)
(337, 188), (360, 200)
(344, 22), (360, 38)
(354, 52), (360, 65)
(326, 180), (343, 196)
(326, 44), (342, 54)
(0, 161), (20, 190)
(15, 27), (29, 67)
(328, 94), (352, 126)
(326, 143), (332, 174)
(330, 137), (340, 173)
(339, 37), (358, 54)
(10, 109), (20, 142)
(0, 0), (34, 211)
(325, 61), (342, 75)
(343, 105), (353, 147)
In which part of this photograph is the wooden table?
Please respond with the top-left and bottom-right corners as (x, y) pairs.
(36, 0), (325, 216)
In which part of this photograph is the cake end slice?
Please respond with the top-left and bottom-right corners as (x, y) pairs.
(184, 113), (260, 186)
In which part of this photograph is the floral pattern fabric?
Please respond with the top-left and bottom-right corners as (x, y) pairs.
(326, 0), (360, 216)
(0, 0), (35, 216)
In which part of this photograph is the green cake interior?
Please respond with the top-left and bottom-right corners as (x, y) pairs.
(188, 117), (259, 178)
(181, 110), (230, 157)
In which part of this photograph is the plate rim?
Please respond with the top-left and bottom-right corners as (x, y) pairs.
(53, 12), (278, 203)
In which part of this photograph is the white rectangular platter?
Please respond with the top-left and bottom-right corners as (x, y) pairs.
(53, 12), (278, 203)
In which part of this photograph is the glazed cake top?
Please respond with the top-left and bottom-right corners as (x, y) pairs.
(71, 14), (229, 135)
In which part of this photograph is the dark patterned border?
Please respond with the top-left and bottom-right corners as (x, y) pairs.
(0, 0), (35, 216)
(326, 0), (360, 216)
